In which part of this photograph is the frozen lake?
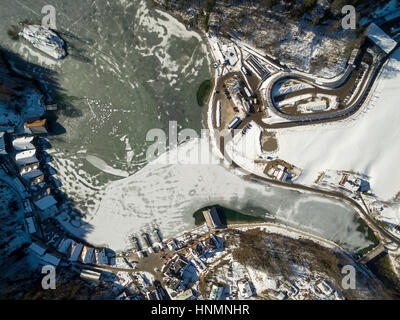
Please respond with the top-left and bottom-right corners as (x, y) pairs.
(0, 0), (373, 251)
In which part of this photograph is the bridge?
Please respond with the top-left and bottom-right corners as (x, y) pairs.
(357, 244), (386, 264)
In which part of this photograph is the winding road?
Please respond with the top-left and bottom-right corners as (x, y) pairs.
(206, 33), (400, 250)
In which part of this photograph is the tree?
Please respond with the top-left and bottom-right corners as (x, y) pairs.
(8, 200), (19, 212)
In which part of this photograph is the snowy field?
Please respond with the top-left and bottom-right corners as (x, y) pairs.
(273, 47), (400, 201)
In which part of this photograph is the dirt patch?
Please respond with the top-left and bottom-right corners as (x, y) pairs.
(261, 130), (278, 152)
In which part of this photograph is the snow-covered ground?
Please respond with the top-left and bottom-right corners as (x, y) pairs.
(271, 47), (400, 202)
(225, 121), (267, 177)
(272, 81), (313, 97)
(66, 136), (374, 252)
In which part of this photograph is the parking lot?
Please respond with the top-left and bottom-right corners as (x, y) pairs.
(212, 71), (262, 131)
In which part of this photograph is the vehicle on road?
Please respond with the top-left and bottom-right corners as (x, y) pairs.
(228, 116), (242, 129)
(241, 66), (250, 75)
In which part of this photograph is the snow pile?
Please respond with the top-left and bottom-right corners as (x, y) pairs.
(377, 204), (400, 226)
(86, 155), (129, 178)
(272, 81), (313, 97)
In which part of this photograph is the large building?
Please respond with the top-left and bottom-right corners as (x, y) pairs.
(57, 238), (74, 255)
(40, 252), (61, 267)
(203, 207), (223, 230)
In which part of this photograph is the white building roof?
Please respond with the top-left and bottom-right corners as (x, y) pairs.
(15, 149), (38, 166)
(277, 170), (288, 182)
(18, 157), (38, 167)
(366, 23), (397, 54)
(304, 100), (327, 112)
(19, 25), (66, 59)
(12, 136), (35, 151)
(168, 240), (178, 250)
(34, 195), (57, 211)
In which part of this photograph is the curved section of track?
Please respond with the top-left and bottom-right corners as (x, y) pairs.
(263, 52), (388, 125)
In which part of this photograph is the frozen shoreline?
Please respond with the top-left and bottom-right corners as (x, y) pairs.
(79, 137), (373, 251)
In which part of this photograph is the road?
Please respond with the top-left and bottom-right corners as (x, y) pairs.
(245, 174), (400, 248)
(206, 35), (400, 249)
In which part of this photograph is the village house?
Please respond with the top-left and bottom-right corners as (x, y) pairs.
(57, 237), (74, 256)
(21, 169), (45, 187)
(175, 288), (195, 300)
(12, 136), (35, 151)
(96, 248), (108, 265)
(69, 242), (84, 262)
(24, 216), (38, 234)
(14, 149), (40, 175)
(24, 118), (48, 135)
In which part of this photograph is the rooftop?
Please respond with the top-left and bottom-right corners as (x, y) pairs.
(366, 23), (397, 54)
